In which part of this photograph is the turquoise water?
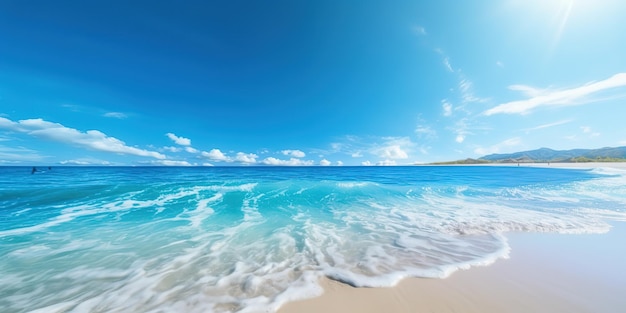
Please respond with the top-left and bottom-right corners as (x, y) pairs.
(1, 166), (625, 312)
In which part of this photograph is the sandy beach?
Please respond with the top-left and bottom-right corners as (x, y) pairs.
(506, 162), (626, 169)
(280, 165), (626, 313)
(428, 162), (626, 169)
(280, 223), (626, 313)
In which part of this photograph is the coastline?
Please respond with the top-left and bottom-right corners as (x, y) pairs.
(280, 222), (626, 313)
(425, 162), (626, 169)
(498, 162), (626, 169)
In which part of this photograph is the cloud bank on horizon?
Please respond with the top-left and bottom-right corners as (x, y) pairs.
(1, 1), (625, 165)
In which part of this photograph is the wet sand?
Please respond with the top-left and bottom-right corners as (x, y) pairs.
(280, 208), (626, 312)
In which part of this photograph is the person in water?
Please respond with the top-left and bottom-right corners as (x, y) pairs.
(31, 167), (37, 174)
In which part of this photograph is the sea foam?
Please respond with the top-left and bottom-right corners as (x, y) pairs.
(1, 166), (625, 312)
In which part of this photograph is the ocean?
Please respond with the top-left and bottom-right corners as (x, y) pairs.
(1, 165), (625, 313)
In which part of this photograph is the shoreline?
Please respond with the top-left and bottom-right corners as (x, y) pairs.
(422, 162), (626, 169)
(279, 222), (626, 313)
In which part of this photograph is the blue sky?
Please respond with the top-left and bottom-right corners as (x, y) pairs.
(1, 0), (625, 166)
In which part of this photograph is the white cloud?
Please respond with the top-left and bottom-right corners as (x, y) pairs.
(370, 137), (413, 160)
(507, 84), (545, 98)
(337, 161), (344, 166)
(485, 73), (626, 115)
(361, 161), (373, 166)
(201, 149), (230, 162)
(235, 152), (258, 164)
(320, 159), (331, 166)
(200, 149), (258, 164)
(443, 57), (453, 72)
(474, 137), (522, 156)
(103, 112), (127, 119)
(60, 159), (111, 166)
(185, 147), (198, 153)
(415, 125), (437, 139)
(59, 160), (91, 165)
(442, 100), (453, 116)
(261, 157), (314, 166)
(523, 119), (573, 132)
(163, 146), (181, 152)
(0, 145), (45, 162)
(0, 117), (165, 159)
(377, 159), (397, 166)
(330, 142), (343, 152)
(459, 78), (482, 104)
(329, 136), (415, 163)
(151, 160), (193, 166)
(449, 117), (479, 145)
(580, 126), (600, 137)
(373, 145), (408, 159)
(202, 162), (214, 166)
(281, 149), (306, 158)
(166, 133), (191, 146)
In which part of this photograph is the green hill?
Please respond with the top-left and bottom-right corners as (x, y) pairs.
(478, 146), (626, 163)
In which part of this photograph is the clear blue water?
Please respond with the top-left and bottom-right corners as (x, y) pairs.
(1, 166), (625, 312)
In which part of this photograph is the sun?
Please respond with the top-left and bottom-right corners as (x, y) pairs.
(508, 0), (622, 53)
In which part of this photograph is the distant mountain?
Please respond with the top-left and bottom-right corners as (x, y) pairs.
(479, 146), (626, 163)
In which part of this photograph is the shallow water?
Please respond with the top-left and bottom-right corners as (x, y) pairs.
(1, 166), (625, 312)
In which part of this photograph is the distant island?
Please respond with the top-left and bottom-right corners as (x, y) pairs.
(432, 146), (626, 165)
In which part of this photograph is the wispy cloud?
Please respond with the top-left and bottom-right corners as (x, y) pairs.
(61, 104), (83, 112)
(442, 100), (453, 117)
(434, 48), (456, 73)
(370, 137), (413, 159)
(522, 119), (573, 132)
(327, 136), (415, 163)
(0, 117), (165, 159)
(60, 158), (112, 166)
(451, 118), (470, 143)
(0, 145), (45, 162)
(163, 146), (181, 153)
(580, 126), (600, 137)
(458, 77), (487, 104)
(412, 25), (427, 36)
(415, 125), (437, 139)
(166, 133), (191, 146)
(281, 149), (306, 158)
(485, 73), (626, 115)
(103, 112), (127, 119)
(443, 57), (453, 72)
